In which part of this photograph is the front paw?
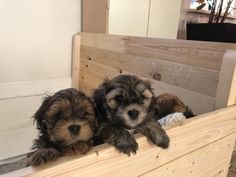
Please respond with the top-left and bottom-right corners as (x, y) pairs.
(149, 130), (170, 149)
(139, 121), (170, 149)
(26, 148), (60, 166)
(66, 142), (91, 155)
(113, 133), (138, 156)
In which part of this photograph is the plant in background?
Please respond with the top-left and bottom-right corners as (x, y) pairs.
(196, 0), (235, 23)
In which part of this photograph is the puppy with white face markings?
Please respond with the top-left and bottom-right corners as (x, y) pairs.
(93, 74), (170, 155)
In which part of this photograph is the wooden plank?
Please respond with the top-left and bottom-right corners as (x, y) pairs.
(81, 32), (236, 70)
(21, 105), (236, 177)
(198, 159), (231, 177)
(82, 0), (108, 33)
(80, 59), (215, 114)
(81, 46), (219, 97)
(140, 134), (235, 177)
(72, 35), (80, 89)
(215, 50), (236, 109)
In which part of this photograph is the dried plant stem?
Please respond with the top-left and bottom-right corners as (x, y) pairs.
(215, 0), (224, 23)
(209, 0), (218, 23)
(221, 0), (234, 23)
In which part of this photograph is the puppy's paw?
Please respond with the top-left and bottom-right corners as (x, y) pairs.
(139, 121), (170, 149)
(149, 130), (170, 149)
(66, 142), (91, 155)
(26, 148), (60, 166)
(113, 133), (138, 156)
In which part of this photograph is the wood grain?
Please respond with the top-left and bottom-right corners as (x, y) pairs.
(20, 105), (236, 177)
(79, 59), (215, 115)
(81, 32), (236, 70)
(140, 134), (235, 177)
(72, 35), (80, 89)
(215, 50), (236, 109)
(81, 45), (219, 97)
(82, 0), (108, 33)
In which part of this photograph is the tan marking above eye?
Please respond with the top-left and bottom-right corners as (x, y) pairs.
(136, 83), (146, 93)
(107, 99), (118, 108)
(143, 89), (153, 99)
(143, 98), (151, 107)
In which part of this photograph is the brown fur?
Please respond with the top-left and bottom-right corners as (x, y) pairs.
(27, 88), (98, 166)
(154, 93), (195, 118)
(93, 75), (170, 155)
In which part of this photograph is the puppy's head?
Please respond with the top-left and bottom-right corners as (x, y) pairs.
(94, 75), (154, 128)
(154, 93), (195, 118)
(34, 88), (97, 146)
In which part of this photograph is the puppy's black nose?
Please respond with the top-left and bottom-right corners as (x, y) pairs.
(128, 109), (140, 119)
(68, 125), (81, 134)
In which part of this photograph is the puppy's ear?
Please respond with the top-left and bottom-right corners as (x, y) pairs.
(92, 79), (111, 116)
(144, 80), (153, 91)
(89, 97), (99, 128)
(33, 96), (52, 131)
(93, 79), (110, 103)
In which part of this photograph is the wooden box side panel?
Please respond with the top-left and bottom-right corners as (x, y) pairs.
(79, 56), (214, 115)
(21, 105), (236, 177)
(141, 133), (235, 177)
(215, 50), (236, 109)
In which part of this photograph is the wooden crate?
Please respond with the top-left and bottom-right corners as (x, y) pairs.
(8, 33), (236, 177)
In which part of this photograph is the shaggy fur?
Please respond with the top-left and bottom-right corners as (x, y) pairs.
(93, 75), (169, 155)
(27, 88), (98, 166)
(154, 93), (195, 119)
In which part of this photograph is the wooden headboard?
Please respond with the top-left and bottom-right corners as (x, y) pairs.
(73, 32), (236, 115)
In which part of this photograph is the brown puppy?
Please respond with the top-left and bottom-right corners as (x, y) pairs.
(27, 88), (98, 166)
(93, 74), (169, 155)
(154, 93), (195, 119)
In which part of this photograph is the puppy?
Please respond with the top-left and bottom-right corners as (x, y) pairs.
(154, 93), (195, 119)
(27, 88), (97, 166)
(93, 74), (169, 155)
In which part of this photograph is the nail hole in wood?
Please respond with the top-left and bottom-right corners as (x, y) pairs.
(152, 72), (161, 81)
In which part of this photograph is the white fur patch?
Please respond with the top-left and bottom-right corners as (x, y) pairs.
(158, 112), (187, 130)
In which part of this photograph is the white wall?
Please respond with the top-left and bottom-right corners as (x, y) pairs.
(108, 0), (182, 39)
(148, 0), (182, 39)
(108, 0), (150, 37)
(0, 0), (81, 82)
(0, 0), (81, 161)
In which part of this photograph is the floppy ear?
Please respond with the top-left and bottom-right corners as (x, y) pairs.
(92, 79), (110, 104)
(144, 79), (153, 91)
(88, 97), (99, 128)
(33, 96), (52, 131)
(92, 79), (111, 116)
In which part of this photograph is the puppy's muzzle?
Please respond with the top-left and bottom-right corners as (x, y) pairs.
(128, 109), (140, 120)
(68, 125), (81, 134)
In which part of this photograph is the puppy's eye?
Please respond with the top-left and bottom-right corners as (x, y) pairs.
(107, 99), (118, 108)
(115, 96), (125, 104)
(55, 111), (63, 117)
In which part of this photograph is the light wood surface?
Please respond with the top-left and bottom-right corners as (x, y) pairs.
(215, 50), (236, 109)
(141, 134), (235, 177)
(82, 0), (109, 33)
(79, 58), (215, 115)
(81, 33), (236, 70)
(72, 35), (81, 89)
(6, 105), (236, 177)
(81, 45), (219, 97)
